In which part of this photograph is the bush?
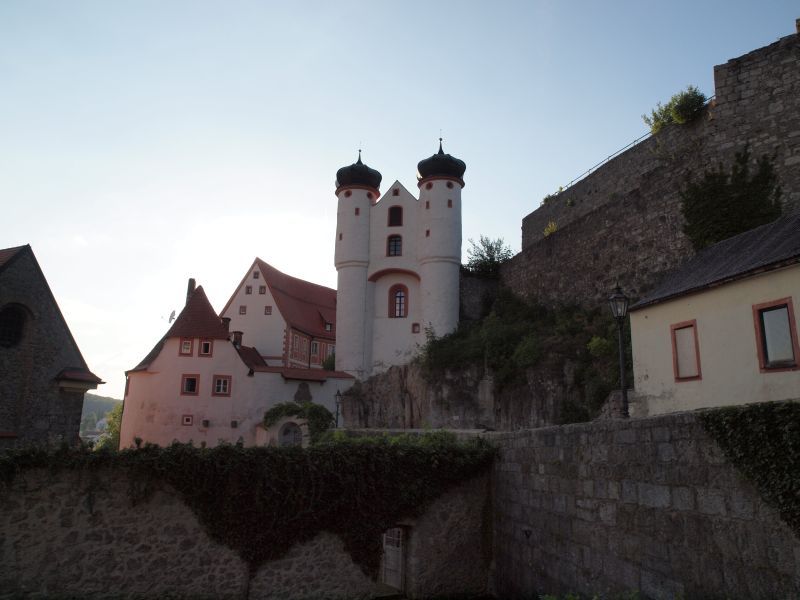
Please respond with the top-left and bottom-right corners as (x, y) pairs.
(464, 236), (514, 278)
(643, 85), (707, 134)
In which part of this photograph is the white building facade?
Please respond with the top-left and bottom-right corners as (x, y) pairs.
(334, 143), (466, 379)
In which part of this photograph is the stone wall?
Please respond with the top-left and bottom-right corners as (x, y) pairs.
(0, 468), (489, 599)
(488, 412), (800, 599)
(0, 247), (93, 448)
(506, 27), (800, 307)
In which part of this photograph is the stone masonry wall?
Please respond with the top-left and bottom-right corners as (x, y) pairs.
(0, 468), (489, 599)
(488, 412), (800, 599)
(506, 27), (800, 307)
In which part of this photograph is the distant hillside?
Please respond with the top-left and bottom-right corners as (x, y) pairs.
(81, 393), (122, 434)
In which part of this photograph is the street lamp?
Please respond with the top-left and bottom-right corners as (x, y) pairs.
(334, 390), (342, 428)
(608, 285), (630, 418)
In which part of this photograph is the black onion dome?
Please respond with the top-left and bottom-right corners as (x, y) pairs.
(336, 151), (382, 190)
(417, 139), (466, 180)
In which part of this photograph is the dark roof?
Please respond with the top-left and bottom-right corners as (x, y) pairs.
(336, 151), (382, 191)
(417, 140), (466, 182)
(129, 285), (230, 373)
(0, 245), (27, 272)
(254, 259), (337, 340)
(56, 368), (104, 385)
(247, 364), (354, 382)
(236, 345), (268, 370)
(165, 286), (230, 340)
(631, 213), (800, 311)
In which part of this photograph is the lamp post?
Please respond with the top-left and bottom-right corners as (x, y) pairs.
(608, 285), (630, 418)
(334, 390), (342, 428)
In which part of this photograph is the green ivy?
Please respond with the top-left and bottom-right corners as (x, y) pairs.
(699, 401), (800, 537)
(263, 400), (334, 443)
(0, 433), (495, 578)
(643, 85), (707, 134)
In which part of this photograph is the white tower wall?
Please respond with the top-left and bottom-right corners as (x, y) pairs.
(334, 188), (373, 378)
(417, 178), (463, 337)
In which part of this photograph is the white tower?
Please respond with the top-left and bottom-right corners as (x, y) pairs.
(416, 140), (466, 338)
(333, 152), (381, 379)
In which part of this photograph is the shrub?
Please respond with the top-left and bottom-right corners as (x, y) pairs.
(543, 220), (558, 237)
(643, 85), (707, 134)
(321, 352), (335, 371)
(464, 236), (514, 278)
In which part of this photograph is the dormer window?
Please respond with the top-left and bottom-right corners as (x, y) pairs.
(324, 322), (332, 332)
(388, 206), (403, 227)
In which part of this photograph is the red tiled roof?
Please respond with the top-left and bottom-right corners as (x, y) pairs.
(56, 368), (104, 384)
(165, 286), (230, 340)
(255, 259), (337, 339)
(236, 345), (268, 370)
(0, 245), (27, 272)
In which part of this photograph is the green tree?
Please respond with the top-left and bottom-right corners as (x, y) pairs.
(94, 402), (123, 451)
(263, 400), (334, 443)
(643, 85), (707, 134)
(465, 236), (514, 277)
(681, 145), (782, 250)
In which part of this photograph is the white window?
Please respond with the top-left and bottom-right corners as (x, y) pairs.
(213, 376), (231, 396)
(179, 338), (193, 356)
(670, 320), (701, 380)
(753, 298), (798, 371)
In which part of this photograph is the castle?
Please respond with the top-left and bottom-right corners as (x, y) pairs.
(334, 142), (466, 379)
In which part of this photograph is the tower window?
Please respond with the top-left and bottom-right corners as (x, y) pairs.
(345, 190), (352, 197)
(425, 201), (430, 209)
(425, 182), (433, 190)
(389, 285), (408, 318)
(355, 207), (360, 216)
(367, 192), (374, 200)
(447, 181), (454, 189)
(387, 235), (402, 257)
(338, 233), (343, 241)
(388, 206), (403, 227)
(426, 230), (430, 237)
(447, 199), (453, 208)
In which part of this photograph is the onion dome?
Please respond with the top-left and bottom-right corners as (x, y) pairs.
(336, 151), (382, 190)
(417, 139), (466, 181)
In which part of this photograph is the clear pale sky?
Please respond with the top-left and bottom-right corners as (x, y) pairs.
(1, 1), (797, 398)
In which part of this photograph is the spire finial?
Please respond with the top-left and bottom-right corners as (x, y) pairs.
(357, 147), (362, 164)
(438, 136), (443, 154)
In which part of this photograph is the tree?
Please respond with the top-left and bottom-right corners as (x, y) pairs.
(465, 236), (514, 277)
(643, 85), (707, 134)
(94, 402), (123, 451)
(263, 401), (335, 444)
(681, 145), (782, 250)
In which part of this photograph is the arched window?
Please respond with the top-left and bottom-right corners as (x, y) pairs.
(388, 206), (403, 227)
(279, 422), (303, 447)
(389, 285), (408, 318)
(0, 304), (28, 348)
(387, 235), (402, 256)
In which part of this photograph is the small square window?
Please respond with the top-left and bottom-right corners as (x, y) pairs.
(245, 285), (253, 295)
(447, 199), (453, 208)
(213, 375), (232, 396)
(412, 323), (420, 333)
(355, 207), (360, 216)
(253, 271), (259, 279)
(259, 286), (266, 295)
(199, 339), (213, 356)
(239, 305), (247, 315)
(265, 305), (273, 315)
(324, 322), (332, 332)
(179, 338), (193, 356)
(182, 415), (193, 426)
(181, 375), (199, 396)
(392, 188), (399, 196)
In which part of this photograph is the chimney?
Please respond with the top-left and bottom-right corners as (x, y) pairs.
(232, 331), (243, 348)
(186, 278), (196, 305)
(221, 317), (231, 332)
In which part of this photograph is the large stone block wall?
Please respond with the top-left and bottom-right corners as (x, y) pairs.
(488, 412), (800, 599)
(507, 27), (800, 307)
(0, 468), (489, 599)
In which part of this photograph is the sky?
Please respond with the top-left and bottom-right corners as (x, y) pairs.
(1, 1), (797, 399)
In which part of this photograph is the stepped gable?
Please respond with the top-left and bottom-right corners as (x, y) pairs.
(632, 212), (800, 310)
(256, 259), (337, 339)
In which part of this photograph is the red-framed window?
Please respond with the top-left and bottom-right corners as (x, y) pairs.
(389, 284), (408, 318)
(179, 337), (193, 356)
(182, 414), (193, 426)
(387, 235), (402, 256)
(752, 297), (799, 372)
(181, 374), (200, 396)
(670, 320), (701, 381)
(212, 375), (232, 397)
(199, 339), (213, 357)
(388, 206), (403, 227)
(311, 341), (320, 364)
(239, 305), (247, 315)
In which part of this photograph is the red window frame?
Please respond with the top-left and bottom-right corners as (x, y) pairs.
(181, 374), (200, 396)
(212, 375), (232, 397)
(752, 297), (799, 372)
(199, 339), (213, 357)
(670, 320), (702, 381)
(389, 284), (408, 318)
(239, 305), (247, 315)
(179, 337), (193, 356)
